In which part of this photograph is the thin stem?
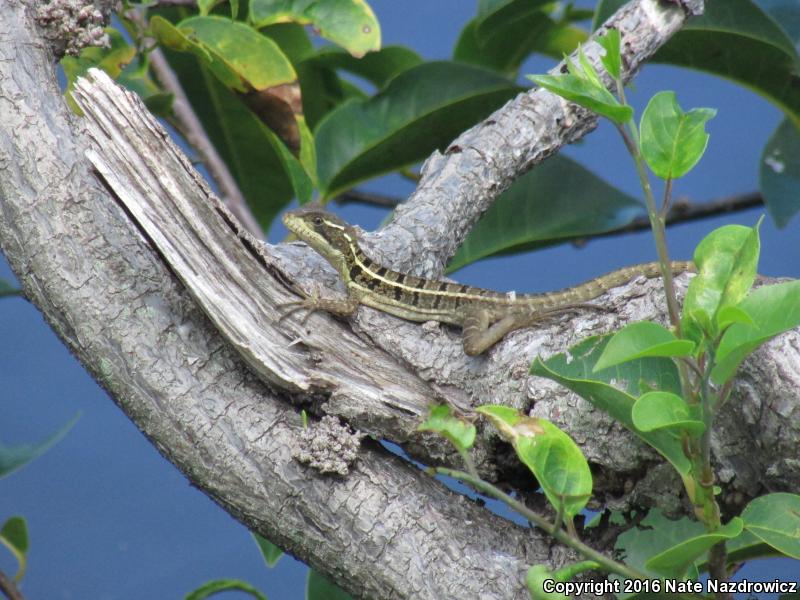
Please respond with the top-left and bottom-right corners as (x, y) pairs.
(0, 570), (25, 600)
(435, 467), (648, 581)
(708, 542), (733, 600)
(661, 177), (673, 217)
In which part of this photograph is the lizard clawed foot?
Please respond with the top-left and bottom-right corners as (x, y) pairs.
(277, 286), (325, 325)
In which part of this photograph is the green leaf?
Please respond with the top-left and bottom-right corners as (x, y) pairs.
(0, 414), (79, 479)
(418, 405), (476, 454)
(526, 565), (569, 600)
(527, 70), (632, 124)
(448, 156), (642, 271)
(454, 2), (586, 75)
(315, 61), (520, 199)
(307, 569), (353, 600)
(530, 336), (692, 482)
(307, 45), (422, 88)
(594, 321), (694, 372)
(639, 91), (716, 180)
(62, 28), (136, 113)
(0, 277), (21, 298)
(185, 579), (268, 600)
(158, 16), (297, 92)
(597, 27), (621, 79)
(0, 517), (28, 582)
(614, 509), (706, 584)
(250, 0), (381, 58)
(645, 517), (744, 578)
(713, 280), (800, 384)
(715, 305), (755, 330)
(631, 391), (704, 436)
(477, 405), (592, 523)
(741, 492), (800, 559)
(760, 118), (800, 228)
(160, 48), (312, 228)
(681, 223), (761, 343)
(252, 533), (283, 567)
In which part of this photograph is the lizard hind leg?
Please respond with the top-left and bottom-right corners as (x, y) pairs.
(462, 311), (520, 356)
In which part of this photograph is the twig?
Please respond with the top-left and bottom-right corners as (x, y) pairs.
(144, 38), (264, 238)
(334, 189), (404, 208)
(0, 570), (24, 600)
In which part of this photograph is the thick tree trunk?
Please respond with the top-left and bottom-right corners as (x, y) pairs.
(2, 1), (798, 599)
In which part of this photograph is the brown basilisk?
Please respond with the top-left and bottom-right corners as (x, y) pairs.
(282, 207), (694, 356)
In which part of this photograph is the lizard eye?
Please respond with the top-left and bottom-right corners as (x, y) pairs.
(313, 216), (323, 225)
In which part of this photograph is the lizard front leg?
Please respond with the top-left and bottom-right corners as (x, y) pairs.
(277, 286), (360, 324)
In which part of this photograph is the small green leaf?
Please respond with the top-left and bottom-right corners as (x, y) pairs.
(0, 517), (28, 582)
(307, 569), (353, 600)
(0, 414), (79, 479)
(526, 565), (569, 600)
(185, 579), (268, 600)
(713, 280), (800, 384)
(527, 71), (632, 124)
(682, 222), (760, 343)
(716, 305), (755, 330)
(418, 405), (476, 454)
(760, 118), (800, 228)
(594, 321), (694, 372)
(598, 28), (621, 79)
(250, 0), (381, 58)
(449, 156), (642, 272)
(639, 91), (716, 180)
(0, 277), (21, 298)
(252, 532), (283, 567)
(531, 336), (692, 483)
(631, 391), (704, 436)
(477, 406), (592, 523)
(645, 517), (744, 578)
(741, 492), (800, 559)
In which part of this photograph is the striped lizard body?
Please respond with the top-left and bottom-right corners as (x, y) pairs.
(282, 207), (694, 356)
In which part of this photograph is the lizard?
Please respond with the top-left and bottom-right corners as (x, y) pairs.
(281, 206), (694, 356)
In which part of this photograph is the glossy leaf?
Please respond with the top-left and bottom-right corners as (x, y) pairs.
(713, 280), (800, 383)
(448, 156), (642, 271)
(0, 414), (79, 479)
(741, 493), (800, 559)
(645, 518), (743, 578)
(454, 2), (586, 75)
(597, 27), (621, 79)
(307, 46), (422, 88)
(760, 118), (800, 228)
(160, 49), (312, 228)
(250, 0), (381, 58)
(252, 533), (283, 567)
(595, 0), (800, 124)
(681, 223), (760, 342)
(594, 321), (694, 372)
(418, 405), (476, 454)
(477, 405), (592, 522)
(315, 61), (520, 199)
(185, 579), (267, 600)
(530, 336), (692, 482)
(631, 391), (704, 436)
(528, 65), (632, 124)
(639, 91), (716, 180)
(307, 569), (353, 600)
(0, 517), (28, 582)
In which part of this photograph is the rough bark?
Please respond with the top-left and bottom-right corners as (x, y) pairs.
(2, 1), (799, 599)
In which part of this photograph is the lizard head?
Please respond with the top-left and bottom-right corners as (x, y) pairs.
(283, 207), (358, 274)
